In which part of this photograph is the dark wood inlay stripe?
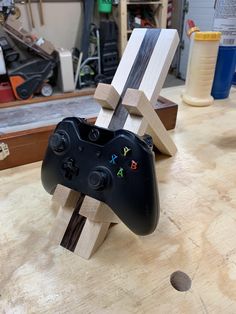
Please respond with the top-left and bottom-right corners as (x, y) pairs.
(61, 195), (86, 251)
(108, 28), (161, 130)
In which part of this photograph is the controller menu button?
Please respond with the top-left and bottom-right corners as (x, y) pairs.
(62, 158), (79, 180)
(88, 128), (100, 142)
(122, 146), (132, 157)
(117, 167), (125, 178)
(78, 146), (84, 152)
(88, 169), (109, 190)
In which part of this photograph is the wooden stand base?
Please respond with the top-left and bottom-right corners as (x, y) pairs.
(49, 185), (119, 259)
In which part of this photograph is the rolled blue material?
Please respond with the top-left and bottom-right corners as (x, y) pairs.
(211, 46), (236, 99)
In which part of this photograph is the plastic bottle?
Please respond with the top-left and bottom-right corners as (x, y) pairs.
(182, 32), (221, 107)
(211, 46), (236, 98)
(211, 0), (236, 99)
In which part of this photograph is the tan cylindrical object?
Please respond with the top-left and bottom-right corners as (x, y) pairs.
(182, 32), (221, 107)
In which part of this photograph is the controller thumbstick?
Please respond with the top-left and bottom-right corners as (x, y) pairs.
(88, 169), (109, 190)
(50, 132), (67, 153)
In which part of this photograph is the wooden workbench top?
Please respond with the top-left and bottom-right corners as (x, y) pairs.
(1, 86), (236, 313)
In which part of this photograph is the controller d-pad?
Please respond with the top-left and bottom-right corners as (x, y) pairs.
(62, 158), (79, 180)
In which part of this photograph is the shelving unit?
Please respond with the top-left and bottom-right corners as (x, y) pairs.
(116, 0), (168, 55)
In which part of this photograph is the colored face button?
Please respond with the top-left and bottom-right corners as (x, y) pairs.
(117, 167), (124, 178)
(130, 160), (138, 170)
(109, 154), (118, 164)
(122, 146), (131, 157)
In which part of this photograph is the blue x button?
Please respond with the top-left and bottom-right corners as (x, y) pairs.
(109, 154), (118, 165)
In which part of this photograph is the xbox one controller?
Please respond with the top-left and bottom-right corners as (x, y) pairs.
(41, 117), (159, 235)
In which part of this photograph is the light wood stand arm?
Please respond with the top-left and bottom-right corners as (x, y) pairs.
(123, 89), (177, 156)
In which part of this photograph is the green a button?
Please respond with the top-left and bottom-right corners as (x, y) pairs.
(117, 167), (124, 178)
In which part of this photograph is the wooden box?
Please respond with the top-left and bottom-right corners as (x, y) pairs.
(0, 96), (178, 171)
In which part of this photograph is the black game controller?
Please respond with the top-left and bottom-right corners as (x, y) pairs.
(41, 117), (160, 235)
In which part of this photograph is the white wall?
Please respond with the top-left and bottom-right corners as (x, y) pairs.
(17, 2), (83, 50)
(178, 0), (215, 79)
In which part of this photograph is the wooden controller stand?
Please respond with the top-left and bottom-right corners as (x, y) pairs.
(48, 29), (180, 259)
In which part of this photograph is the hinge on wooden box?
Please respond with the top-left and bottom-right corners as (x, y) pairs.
(0, 143), (10, 160)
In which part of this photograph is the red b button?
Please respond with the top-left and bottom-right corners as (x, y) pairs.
(130, 160), (138, 170)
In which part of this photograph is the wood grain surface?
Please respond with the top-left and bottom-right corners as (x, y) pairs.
(1, 86), (236, 312)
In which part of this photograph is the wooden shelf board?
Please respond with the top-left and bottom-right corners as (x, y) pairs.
(0, 88), (96, 109)
(127, 1), (162, 5)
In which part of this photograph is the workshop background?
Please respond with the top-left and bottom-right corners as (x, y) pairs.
(1, 1), (236, 313)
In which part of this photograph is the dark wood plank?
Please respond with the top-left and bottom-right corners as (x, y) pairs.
(60, 196), (86, 251)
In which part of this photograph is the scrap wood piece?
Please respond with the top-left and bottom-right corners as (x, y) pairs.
(155, 96), (178, 130)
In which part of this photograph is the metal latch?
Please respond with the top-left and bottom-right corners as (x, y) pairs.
(0, 142), (10, 160)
